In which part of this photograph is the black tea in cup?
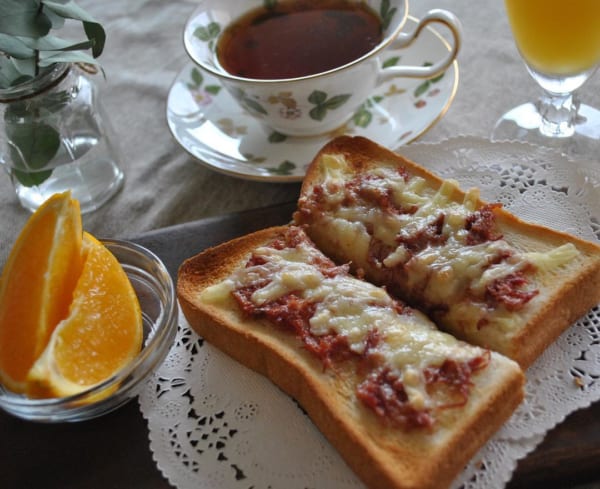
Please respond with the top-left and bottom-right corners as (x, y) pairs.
(217, 0), (383, 79)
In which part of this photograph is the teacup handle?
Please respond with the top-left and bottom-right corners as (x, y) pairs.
(378, 9), (462, 82)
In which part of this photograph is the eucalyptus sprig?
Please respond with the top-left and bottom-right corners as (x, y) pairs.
(0, 0), (106, 188)
(0, 0), (105, 89)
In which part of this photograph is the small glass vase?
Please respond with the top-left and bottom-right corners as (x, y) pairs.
(0, 63), (123, 214)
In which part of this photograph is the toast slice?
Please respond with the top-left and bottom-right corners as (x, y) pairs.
(294, 136), (600, 368)
(178, 225), (524, 489)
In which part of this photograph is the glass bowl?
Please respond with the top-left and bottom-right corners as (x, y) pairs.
(0, 239), (178, 422)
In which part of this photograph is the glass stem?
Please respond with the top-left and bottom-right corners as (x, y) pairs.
(538, 92), (578, 138)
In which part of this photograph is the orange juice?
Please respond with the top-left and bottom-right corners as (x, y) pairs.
(505, 0), (600, 75)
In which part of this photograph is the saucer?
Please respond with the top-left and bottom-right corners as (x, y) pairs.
(167, 17), (459, 182)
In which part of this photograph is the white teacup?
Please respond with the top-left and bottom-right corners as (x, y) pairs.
(184, 0), (462, 137)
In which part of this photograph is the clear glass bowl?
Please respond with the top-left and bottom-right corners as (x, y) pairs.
(0, 239), (178, 422)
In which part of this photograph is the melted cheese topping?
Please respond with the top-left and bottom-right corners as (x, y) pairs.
(312, 157), (580, 333)
(201, 237), (485, 409)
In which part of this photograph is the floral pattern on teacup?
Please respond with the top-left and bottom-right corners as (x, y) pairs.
(379, 0), (399, 30)
(184, 56), (445, 152)
(192, 22), (220, 52)
(307, 91), (352, 121)
(173, 13), (457, 181)
(268, 92), (301, 120)
(187, 68), (221, 105)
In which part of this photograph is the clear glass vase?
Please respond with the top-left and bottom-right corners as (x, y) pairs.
(0, 63), (123, 214)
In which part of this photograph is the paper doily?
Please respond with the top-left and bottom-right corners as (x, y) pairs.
(139, 137), (600, 489)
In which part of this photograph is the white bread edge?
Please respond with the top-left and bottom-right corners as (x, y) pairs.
(294, 135), (600, 368)
(177, 225), (525, 489)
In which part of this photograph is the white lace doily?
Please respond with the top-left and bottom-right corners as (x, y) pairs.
(139, 137), (600, 489)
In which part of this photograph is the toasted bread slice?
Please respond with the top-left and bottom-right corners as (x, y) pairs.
(294, 136), (600, 368)
(178, 225), (524, 489)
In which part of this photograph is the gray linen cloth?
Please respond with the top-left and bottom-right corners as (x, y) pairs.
(1, 0), (599, 265)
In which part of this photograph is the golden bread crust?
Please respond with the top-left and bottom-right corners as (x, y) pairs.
(177, 226), (524, 489)
(294, 136), (600, 368)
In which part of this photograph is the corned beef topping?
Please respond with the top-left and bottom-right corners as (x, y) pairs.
(343, 173), (417, 215)
(310, 255), (349, 279)
(233, 286), (354, 368)
(228, 229), (490, 430)
(362, 198), (537, 319)
(396, 213), (447, 253)
(271, 224), (312, 249)
(486, 248), (514, 267)
(357, 351), (490, 430)
(295, 184), (326, 221)
(367, 237), (396, 268)
(246, 254), (269, 267)
(485, 271), (539, 311)
(423, 351), (491, 409)
(357, 368), (434, 430)
(232, 281), (270, 315)
(303, 332), (356, 368)
(465, 203), (503, 245)
(359, 328), (385, 370)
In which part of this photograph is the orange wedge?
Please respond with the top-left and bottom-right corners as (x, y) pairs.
(26, 232), (143, 398)
(0, 192), (83, 393)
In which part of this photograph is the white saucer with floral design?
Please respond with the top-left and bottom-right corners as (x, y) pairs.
(167, 17), (458, 182)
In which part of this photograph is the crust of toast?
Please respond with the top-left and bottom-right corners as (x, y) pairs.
(177, 226), (525, 489)
(294, 136), (600, 368)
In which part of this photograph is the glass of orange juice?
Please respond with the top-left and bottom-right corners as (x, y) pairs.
(492, 0), (600, 156)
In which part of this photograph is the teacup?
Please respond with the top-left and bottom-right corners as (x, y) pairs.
(183, 0), (462, 137)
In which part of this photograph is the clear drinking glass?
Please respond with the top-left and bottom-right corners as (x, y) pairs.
(0, 63), (124, 214)
(492, 0), (600, 158)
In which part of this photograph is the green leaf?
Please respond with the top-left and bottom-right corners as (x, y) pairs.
(190, 67), (203, 86)
(10, 57), (37, 77)
(382, 56), (400, 68)
(0, 57), (30, 88)
(414, 80), (430, 98)
(0, 0), (105, 86)
(194, 22), (220, 42)
(38, 50), (98, 66)
(83, 21), (105, 58)
(380, 0), (391, 17)
(324, 94), (351, 110)
(242, 97), (267, 115)
(309, 105), (327, 121)
(42, 1), (96, 23)
(268, 131), (287, 143)
(268, 160), (295, 175)
(382, 7), (397, 31)
(380, 0), (396, 31)
(4, 100), (31, 121)
(8, 122), (60, 171)
(207, 22), (220, 39)
(308, 90), (327, 105)
(0, 0), (52, 38)
(422, 61), (445, 82)
(0, 33), (36, 59)
(42, 1), (105, 57)
(3, 91), (69, 121)
(353, 108), (372, 128)
(431, 72), (445, 83)
(13, 167), (53, 187)
(44, 7), (65, 29)
(205, 85), (221, 95)
(18, 34), (94, 52)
